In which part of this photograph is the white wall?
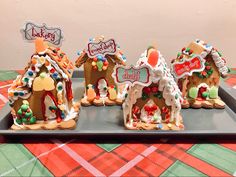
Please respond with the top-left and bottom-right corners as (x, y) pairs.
(0, 0), (236, 69)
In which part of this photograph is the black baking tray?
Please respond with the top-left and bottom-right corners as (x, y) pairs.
(0, 71), (235, 138)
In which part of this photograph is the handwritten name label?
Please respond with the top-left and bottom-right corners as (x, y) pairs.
(86, 39), (117, 57)
(112, 65), (152, 87)
(171, 55), (205, 78)
(22, 22), (63, 46)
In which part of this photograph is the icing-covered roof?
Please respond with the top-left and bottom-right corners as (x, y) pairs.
(174, 39), (228, 77)
(8, 38), (74, 104)
(75, 37), (126, 68)
(123, 48), (183, 126)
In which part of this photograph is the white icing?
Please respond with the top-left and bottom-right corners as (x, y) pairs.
(117, 84), (129, 99)
(197, 83), (209, 89)
(97, 79), (108, 98)
(63, 107), (78, 121)
(9, 54), (69, 104)
(123, 50), (183, 126)
(8, 75), (31, 103)
(44, 95), (57, 120)
(195, 39), (228, 76)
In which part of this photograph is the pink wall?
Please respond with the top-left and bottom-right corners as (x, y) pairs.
(0, 0), (236, 69)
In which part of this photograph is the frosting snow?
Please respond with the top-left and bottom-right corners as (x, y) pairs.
(195, 39), (228, 76)
(123, 50), (183, 127)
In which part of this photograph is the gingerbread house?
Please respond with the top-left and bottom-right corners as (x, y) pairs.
(123, 47), (183, 130)
(171, 39), (229, 109)
(75, 36), (127, 106)
(8, 38), (79, 130)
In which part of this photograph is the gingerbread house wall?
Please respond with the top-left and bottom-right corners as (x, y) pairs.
(12, 65), (70, 120)
(83, 57), (118, 94)
(181, 56), (220, 98)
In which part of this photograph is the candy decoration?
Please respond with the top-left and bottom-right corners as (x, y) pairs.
(40, 72), (46, 78)
(104, 61), (109, 66)
(144, 105), (158, 116)
(31, 58), (37, 65)
(97, 55), (103, 61)
(189, 87), (198, 99)
(102, 66), (107, 71)
(91, 55), (109, 71)
(87, 84), (96, 102)
(16, 101), (36, 125)
(108, 86), (117, 100)
(96, 61), (103, 71)
(195, 62), (213, 78)
(39, 57), (45, 64)
(35, 38), (48, 53)
(147, 50), (159, 67)
(92, 61), (96, 66)
(209, 86), (218, 99)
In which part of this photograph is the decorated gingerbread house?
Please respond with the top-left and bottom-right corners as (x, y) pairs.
(75, 36), (127, 106)
(171, 39), (229, 109)
(122, 47), (183, 130)
(8, 38), (79, 130)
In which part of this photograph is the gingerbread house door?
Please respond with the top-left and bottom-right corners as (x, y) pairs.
(97, 78), (108, 98)
(42, 91), (59, 121)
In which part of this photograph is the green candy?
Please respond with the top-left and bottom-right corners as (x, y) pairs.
(40, 72), (46, 78)
(175, 94), (178, 99)
(58, 85), (63, 91)
(189, 87), (198, 99)
(16, 118), (22, 125)
(209, 86), (218, 99)
(22, 118), (27, 123)
(96, 61), (103, 71)
(30, 116), (36, 124)
(21, 104), (28, 111)
(202, 91), (209, 98)
(17, 109), (23, 115)
(25, 111), (32, 118)
(186, 48), (190, 52)
(153, 115), (158, 121)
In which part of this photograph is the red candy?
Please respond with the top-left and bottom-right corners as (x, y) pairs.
(202, 71), (207, 76)
(151, 86), (158, 93)
(50, 68), (55, 73)
(143, 87), (151, 94)
(206, 66), (211, 70)
(147, 50), (159, 67)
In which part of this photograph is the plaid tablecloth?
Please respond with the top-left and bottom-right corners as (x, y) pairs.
(0, 70), (236, 177)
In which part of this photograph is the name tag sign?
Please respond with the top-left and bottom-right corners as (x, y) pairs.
(112, 65), (152, 87)
(22, 22), (63, 46)
(86, 39), (117, 58)
(171, 55), (205, 79)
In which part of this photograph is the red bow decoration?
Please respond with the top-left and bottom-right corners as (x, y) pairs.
(144, 105), (158, 116)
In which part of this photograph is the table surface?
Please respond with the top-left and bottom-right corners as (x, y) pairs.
(0, 70), (236, 177)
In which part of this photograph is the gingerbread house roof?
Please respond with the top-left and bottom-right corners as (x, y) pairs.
(8, 38), (74, 104)
(173, 39), (229, 77)
(123, 47), (183, 124)
(75, 38), (126, 68)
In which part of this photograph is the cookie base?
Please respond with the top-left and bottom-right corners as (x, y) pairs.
(182, 98), (225, 109)
(81, 97), (124, 106)
(11, 117), (78, 130)
(125, 115), (184, 130)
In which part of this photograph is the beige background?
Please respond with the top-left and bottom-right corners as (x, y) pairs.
(0, 0), (236, 69)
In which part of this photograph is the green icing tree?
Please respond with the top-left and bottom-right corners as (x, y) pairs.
(16, 100), (36, 125)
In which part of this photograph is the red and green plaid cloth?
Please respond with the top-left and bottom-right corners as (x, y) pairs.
(0, 70), (236, 177)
